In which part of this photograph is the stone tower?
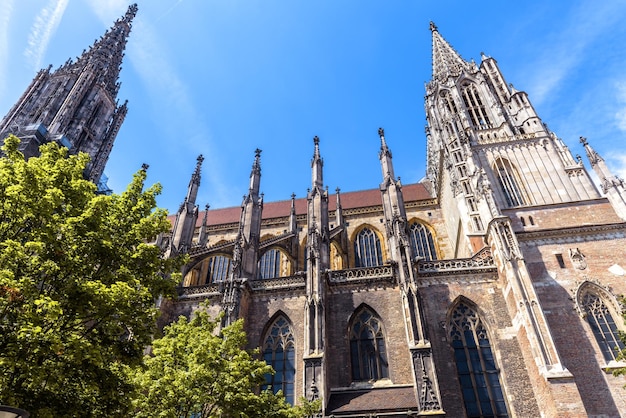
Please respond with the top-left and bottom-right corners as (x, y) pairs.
(0, 4), (137, 185)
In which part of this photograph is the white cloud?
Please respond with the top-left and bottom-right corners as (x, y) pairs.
(0, 0), (15, 99)
(609, 152), (626, 182)
(614, 81), (626, 132)
(24, 0), (69, 71)
(526, 1), (625, 106)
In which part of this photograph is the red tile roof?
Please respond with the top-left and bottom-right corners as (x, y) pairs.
(168, 182), (432, 227)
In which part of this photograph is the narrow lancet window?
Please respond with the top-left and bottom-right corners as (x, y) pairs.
(354, 227), (383, 267)
(409, 221), (437, 261)
(450, 301), (509, 418)
(494, 158), (527, 207)
(262, 316), (296, 405)
(579, 289), (625, 363)
(349, 307), (389, 381)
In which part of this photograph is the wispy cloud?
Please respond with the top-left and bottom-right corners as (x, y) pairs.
(85, 1), (229, 208)
(0, 0), (15, 99)
(24, 0), (69, 71)
(614, 81), (626, 133)
(525, 1), (625, 106)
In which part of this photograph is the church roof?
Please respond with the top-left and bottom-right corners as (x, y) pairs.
(168, 182), (432, 227)
(326, 386), (418, 414)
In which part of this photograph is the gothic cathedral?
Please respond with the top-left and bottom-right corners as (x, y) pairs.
(0, 5), (136, 190)
(162, 23), (626, 417)
(3, 5), (626, 417)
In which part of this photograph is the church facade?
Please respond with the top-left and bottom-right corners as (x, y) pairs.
(161, 23), (626, 417)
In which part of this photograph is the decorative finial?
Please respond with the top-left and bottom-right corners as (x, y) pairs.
(255, 148), (262, 158)
(291, 193), (296, 200)
(141, 163), (149, 171)
(125, 4), (138, 22)
(580, 136), (588, 146)
(378, 127), (384, 138)
(197, 154), (204, 164)
(336, 187), (341, 194)
(205, 203), (210, 211)
(313, 136), (320, 146)
(429, 21), (438, 32)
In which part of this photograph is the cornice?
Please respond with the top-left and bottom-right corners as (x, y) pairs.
(517, 222), (626, 244)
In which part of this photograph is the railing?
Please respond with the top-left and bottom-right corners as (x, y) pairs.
(259, 231), (296, 249)
(417, 247), (495, 275)
(178, 283), (220, 298)
(328, 265), (395, 283)
(249, 274), (306, 291)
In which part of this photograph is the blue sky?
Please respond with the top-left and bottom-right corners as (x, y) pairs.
(1, 0), (625, 213)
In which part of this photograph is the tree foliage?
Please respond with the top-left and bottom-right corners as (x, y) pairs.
(0, 135), (180, 416)
(132, 307), (320, 418)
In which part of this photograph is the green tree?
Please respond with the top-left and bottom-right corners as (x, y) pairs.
(0, 135), (180, 416)
(132, 307), (320, 418)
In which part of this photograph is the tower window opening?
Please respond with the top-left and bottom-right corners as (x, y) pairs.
(520, 217), (526, 226)
(494, 158), (528, 207)
(528, 216), (534, 225)
(462, 84), (492, 129)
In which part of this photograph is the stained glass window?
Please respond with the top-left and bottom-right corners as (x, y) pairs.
(580, 291), (625, 362)
(262, 316), (296, 405)
(349, 307), (389, 381)
(409, 222), (437, 261)
(450, 302), (509, 418)
(354, 228), (383, 267)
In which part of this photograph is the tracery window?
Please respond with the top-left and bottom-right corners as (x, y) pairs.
(579, 289), (625, 363)
(450, 301), (509, 418)
(262, 316), (296, 405)
(354, 227), (383, 267)
(349, 307), (389, 381)
(493, 158), (527, 207)
(409, 221), (437, 261)
(462, 84), (492, 129)
(206, 255), (232, 283)
(258, 248), (291, 279)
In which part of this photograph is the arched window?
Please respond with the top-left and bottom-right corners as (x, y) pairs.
(354, 227), (383, 267)
(349, 306), (389, 381)
(262, 316), (296, 405)
(409, 221), (437, 261)
(450, 301), (509, 418)
(462, 84), (492, 129)
(493, 158), (527, 207)
(206, 255), (233, 283)
(578, 285), (625, 363)
(258, 248), (291, 279)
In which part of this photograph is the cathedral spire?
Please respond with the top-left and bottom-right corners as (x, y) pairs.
(74, 4), (137, 97)
(169, 155), (203, 255)
(581, 137), (626, 220)
(311, 136), (324, 189)
(378, 127), (395, 182)
(249, 148), (262, 195)
(430, 21), (472, 82)
(198, 204), (210, 247)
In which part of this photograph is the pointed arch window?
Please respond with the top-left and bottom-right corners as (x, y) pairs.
(493, 158), (527, 207)
(462, 84), (492, 129)
(206, 255), (233, 283)
(258, 248), (291, 279)
(450, 302), (509, 418)
(354, 227), (383, 267)
(349, 307), (389, 381)
(409, 221), (437, 261)
(262, 316), (296, 405)
(579, 287), (625, 363)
